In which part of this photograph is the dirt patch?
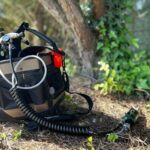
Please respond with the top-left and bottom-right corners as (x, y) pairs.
(0, 78), (150, 150)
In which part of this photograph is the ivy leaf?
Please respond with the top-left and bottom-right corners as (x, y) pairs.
(64, 94), (72, 102)
(100, 28), (106, 36)
(103, 47), (110, 53)
(88, 136), (93, 143)
(13, 129), (22, 141)
(109, 30), (117, 39)
(107, 133), (119, 143)
(97, 42), (103, 50)
(136, 79), (150, 90)
(98, 20), (104, 28)
(145, 102), (150, 109)
(124, 1), (133, 8)
(131, 38), (139, 48)
(123, 85), (133, 95)
(0, 133), (6, 140)
(94, 84), (101, 91)
(87, 136), (95, 150)
(110, 41), (118, 48)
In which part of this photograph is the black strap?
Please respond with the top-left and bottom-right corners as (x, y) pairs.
(25, 91), (93, 131)
(61, 71), (93, 118)
(27, 28), (64, 55)
(39, 71), (93, 121)
(27, 28), (65, 56)
(16, 22), (65, 56)
(18, 46), (60, 57)
(36, 91), (93, 122)
(67, 91), (93, 117)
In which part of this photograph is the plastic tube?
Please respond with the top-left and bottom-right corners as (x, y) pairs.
(0, 55), (47, 90)
(10, 88), (93, 135)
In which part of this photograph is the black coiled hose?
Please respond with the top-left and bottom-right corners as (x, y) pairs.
(9, 87), (95, 135)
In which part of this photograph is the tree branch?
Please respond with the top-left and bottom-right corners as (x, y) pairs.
(58, 0), (96, 49)
(92, 0), (105, 20)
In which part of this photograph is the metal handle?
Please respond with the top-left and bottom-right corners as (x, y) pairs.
(0, 33), (23, 44)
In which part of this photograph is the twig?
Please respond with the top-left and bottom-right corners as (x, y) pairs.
(135, 88), (150, 100)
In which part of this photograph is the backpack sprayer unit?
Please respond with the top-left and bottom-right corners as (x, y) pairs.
(0, 22), (139, 136)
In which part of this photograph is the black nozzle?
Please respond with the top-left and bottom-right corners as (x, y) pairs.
(122, 108), (139, 126)
(16, 22), (29, 33)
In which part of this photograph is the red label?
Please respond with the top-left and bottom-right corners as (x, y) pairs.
(50, 48), (63, 68)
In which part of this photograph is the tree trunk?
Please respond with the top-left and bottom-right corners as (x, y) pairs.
(39, 0), (97, 76)
(33, 3), (46, 45)
(38, 0), (69, 29)
(58, 0), (96, 76)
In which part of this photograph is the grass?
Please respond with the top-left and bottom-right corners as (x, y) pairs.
(0, 78), (150, 150)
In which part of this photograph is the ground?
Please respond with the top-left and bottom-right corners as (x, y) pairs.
(0, 77), (150, 150)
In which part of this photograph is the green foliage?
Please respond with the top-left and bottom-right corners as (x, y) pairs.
(12, 129), (22, 141)
(80, 0), (93, 25)
(87, 136), (95, 150)
(64, 93), (72, 102)
(65, 58), (76, 77)
(80, 0), (92, 18)
(0, 133), (6, 140)
(107, 133), (119, 143)
(145, 102), (150, 109)
(94, 0), (150, 95)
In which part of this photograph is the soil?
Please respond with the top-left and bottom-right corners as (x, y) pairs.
(0, 77), (150, 150)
